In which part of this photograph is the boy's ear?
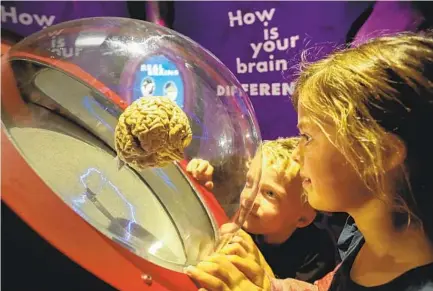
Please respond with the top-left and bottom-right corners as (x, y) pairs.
(296, 205), (316, 228)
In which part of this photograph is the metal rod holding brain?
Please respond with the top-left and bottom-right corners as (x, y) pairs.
(114, 96), (193, 170)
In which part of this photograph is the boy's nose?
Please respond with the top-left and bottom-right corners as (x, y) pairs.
(241, 194), (260, 211)
(250, 200), (260, 214)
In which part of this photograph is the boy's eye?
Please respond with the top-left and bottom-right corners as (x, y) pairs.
(265, 190), (276, 198)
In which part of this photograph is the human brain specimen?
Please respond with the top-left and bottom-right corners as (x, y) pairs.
(114, 96), (192, 170)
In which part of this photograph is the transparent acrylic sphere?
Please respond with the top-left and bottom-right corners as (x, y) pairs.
(2, 17), (262, 271)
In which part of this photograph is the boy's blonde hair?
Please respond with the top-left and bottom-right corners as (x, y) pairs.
(262, 137), (300, 174)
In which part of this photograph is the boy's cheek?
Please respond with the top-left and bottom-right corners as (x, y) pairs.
(242, 217), (262, 233)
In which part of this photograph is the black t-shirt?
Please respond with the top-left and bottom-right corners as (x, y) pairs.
(250, 222), (337, 283)
(330, 219), (433, 291)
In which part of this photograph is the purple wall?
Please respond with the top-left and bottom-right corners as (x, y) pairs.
(172, 1), (372, 140)
(2, 1), (425, 140)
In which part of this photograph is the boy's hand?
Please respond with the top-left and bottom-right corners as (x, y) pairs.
(218, 223), (275, 279)
(185, 253), (271, 291)
(186, 158), (214, 190)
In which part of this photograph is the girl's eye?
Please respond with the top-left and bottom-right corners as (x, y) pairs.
(300, 133), (312, 144)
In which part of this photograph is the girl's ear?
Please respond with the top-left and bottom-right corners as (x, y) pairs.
(383, 133), (407, 172)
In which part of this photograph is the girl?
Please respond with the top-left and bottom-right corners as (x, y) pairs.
(186, 32), (433, 291)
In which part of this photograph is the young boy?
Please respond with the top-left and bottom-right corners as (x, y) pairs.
(186, 137), (337, 282)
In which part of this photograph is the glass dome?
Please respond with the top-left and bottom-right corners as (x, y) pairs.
(1, 17), (262, 272)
